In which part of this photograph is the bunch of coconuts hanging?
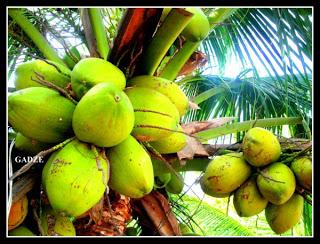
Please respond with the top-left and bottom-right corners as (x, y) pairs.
(8, 7), (213, 235)
(8, 53), (191, 231)
(200, 127), (312, 234)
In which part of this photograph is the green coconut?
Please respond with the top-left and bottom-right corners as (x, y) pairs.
(40, 207), (76, 236)
(129, 75), (189, 116)
(200, 153), (251, 196)
(71, 57), (126, 99)
(265, 193), (304, 234)
(154, 173), (172, 189)
(290, 156), (312, 190)
(182, 8), (211, 42)
(15, 132), (52, 155)
(125, 87), (179, 142)
(151, 159), (169, 176)
(9, 226), (35, 236)
(63, 46), (81, 70)
(42, 139), (109, 217)
(107, 135), (154, 198)
(160, 8), (210, 42)
(149, 124), (187, 154)
(257, 162), (296, 205)
(242, 127), (281, 167)
(42, 151), (58, 191)
(13, 59), (71, 90)
(149, 158), (185, 194)
(72, 82), (134, 147)
(8, 87), (75, 143)
(233, 177), (268, 217)
(165, 172), (184, 194)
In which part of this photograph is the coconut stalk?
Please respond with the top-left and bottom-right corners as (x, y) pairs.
(139, 8), (194, 75)
(208, 8), (238, 28)
(87, 8), (110, 60)
(159, 8), (238, 81)
(195, 117), (303, 142)
(160, 41), (201, 81)
(8, 8), (68, 67)
(31, 71), (78, 104)
(80, 8), (100, 58)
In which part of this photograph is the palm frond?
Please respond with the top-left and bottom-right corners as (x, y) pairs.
(181, 72), (311, 139)
(201, 8), (312, 78)
(197, 8), (312, 139)
(170, 194), (253, 236)
(303, 201), (312, 236)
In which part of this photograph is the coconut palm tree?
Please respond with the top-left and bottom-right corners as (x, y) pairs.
(7, 7), (312, 236)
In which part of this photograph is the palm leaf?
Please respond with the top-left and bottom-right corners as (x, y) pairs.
(193, 8), (312, 139)
(202, 8), (311, 76)
(170, 194), (253, 236)
(303, 201), (312, 236)
(181, 72), (311, 139)
(195, 117), (302, 142)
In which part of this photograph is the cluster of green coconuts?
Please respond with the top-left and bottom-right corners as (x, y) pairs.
(200, 127), (312, 234)
(8, 7), (211, 236)
(8, 57), (191, 235)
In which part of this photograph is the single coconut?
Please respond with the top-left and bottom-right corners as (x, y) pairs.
(42, 139), (109, 217)
(8, 87), (75, 143)
(160, 8), (210, 42)
(154, 173), (172, 189)
(200, 152), (251, 196)
(165, 172), (184, 195)
(233, 177), (268, 217)
(265, 193), (304, 234)
(290, 156), (312, 190)
(40, 206), (76, 236)
(13, 59), (71, 90)
(129, 75), (189, 116)
(257, 162), (296, 205)
(181, 8), (211, 42)
(15, 132), (52, 155)
(71, 57), (126, 98)
(242, 127), (281, 167)
(107, 135), (154, 198)
(72, 82), (134, 147)
(125, 87), (179, 142)
(149, 124), (187, 154)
